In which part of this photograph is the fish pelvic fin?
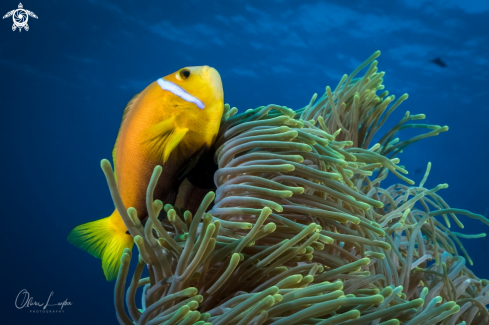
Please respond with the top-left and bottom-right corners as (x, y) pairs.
(141, 116), (189, 163)
(67, 209), (133, 281)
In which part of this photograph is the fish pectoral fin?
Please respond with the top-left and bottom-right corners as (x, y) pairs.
(141, 117), (176, 158)
(163, 127), (188, 163)
(141, 117), (188, 163)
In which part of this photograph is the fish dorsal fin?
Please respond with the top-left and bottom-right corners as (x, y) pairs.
(141, 116), (189, 163)
(112, 92), (141, 179)
(121, 92), (141, 126)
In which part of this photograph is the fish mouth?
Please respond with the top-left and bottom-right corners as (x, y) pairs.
(201, 66), (223, 98)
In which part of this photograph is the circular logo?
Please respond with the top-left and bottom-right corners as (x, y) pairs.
(13, 9), (28, 28)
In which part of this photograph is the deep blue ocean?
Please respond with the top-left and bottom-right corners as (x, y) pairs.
(1, 0), (488, 324)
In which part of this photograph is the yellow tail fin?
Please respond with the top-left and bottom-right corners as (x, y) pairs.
(67, 209), (134, 281)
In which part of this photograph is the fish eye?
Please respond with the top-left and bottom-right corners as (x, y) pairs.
(179, 68), (191, 80)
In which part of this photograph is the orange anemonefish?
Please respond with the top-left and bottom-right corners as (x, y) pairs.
(68, 66), (224, 280)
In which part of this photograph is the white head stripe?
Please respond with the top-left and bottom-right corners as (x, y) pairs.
(157, 78), (205, 109)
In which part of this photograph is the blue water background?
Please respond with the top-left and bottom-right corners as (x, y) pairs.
(1, 0), (488, 323)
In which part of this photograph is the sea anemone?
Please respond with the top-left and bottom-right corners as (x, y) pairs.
(108, 51), (489, 324)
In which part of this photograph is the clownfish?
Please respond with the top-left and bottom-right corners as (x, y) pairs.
(68, 66), (224, 280)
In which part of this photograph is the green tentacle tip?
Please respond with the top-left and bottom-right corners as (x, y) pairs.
(100, 159), (111, 169)
(153, 199), (163, 210)
(122, 248), (132, 256)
